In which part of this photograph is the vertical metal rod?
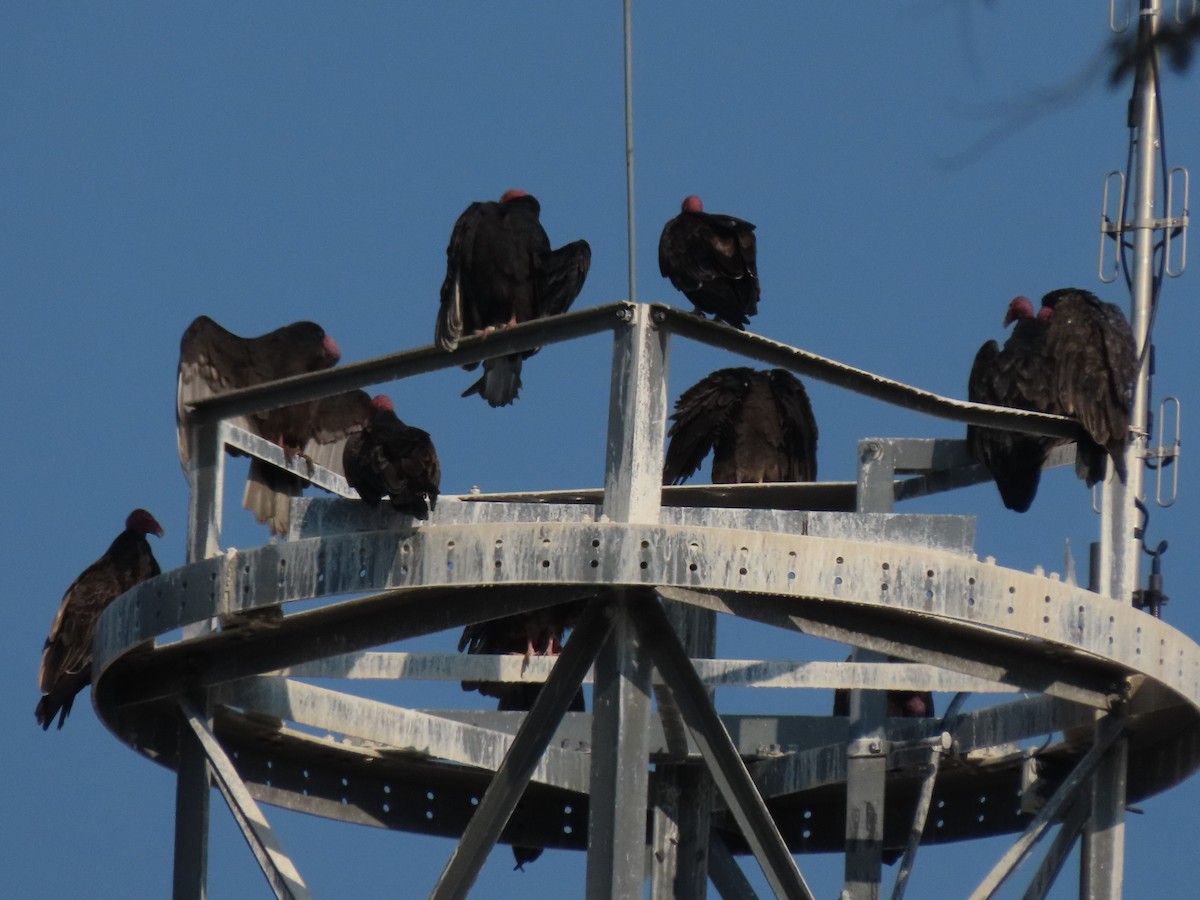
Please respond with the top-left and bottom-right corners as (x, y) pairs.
(843, 647), (888, 900)
(1080, 737), (1129, 900)
(650, 603), (717, 900)
(622, 0), (636, 304)
(1105, 0), (1161, 606)
(585, 594), (654, 900)
(173, 728), (210, 900)
(846, 440), (893, 899)
(175, 420), (224, 900)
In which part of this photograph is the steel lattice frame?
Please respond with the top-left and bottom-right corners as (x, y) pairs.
(94, 302), (1200, 900)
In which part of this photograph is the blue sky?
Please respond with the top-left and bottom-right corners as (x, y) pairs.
(4, 3), (1199, 897)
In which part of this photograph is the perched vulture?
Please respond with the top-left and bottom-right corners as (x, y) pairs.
(663, 368), (818, 486)
(1040, 288), (1138, 485)
(659, 195), (759, 330)
(967, 296), (1061, 512)
(177, 316), (372, 536)
(37, 509), (164, 730)
(457, 606), (586, 712)
(436, 190), (591, 407)
(342, 395), (441, 519)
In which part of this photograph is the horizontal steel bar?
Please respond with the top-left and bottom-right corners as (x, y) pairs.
(186, 301), (634, 423)
(107, 584), (598, 706)
(652, 305), (1085, 440)
(214, 677), (592, 793)
(277, 651), (1017, 693)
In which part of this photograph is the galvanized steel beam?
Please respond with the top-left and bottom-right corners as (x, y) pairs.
(586, 594), (655, 900)
(184, 302), (633, 424)
(1080, 735), (1129, 900)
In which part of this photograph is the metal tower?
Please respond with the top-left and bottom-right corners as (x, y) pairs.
(92, 294), (1200, 900)
(92, 3), (1198, 897)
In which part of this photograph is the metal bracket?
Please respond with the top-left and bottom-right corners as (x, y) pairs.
(1165, 166), (1189, 277)
(1109, 0), (1132, 33)
(1150, 395), (1181, 507)
(1099, 170), (1128, 283)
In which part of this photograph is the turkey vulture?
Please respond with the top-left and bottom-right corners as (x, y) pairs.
(1040, 288), (1138, 485)
(342, 395), (441, 519)
(436, 190), (591, 407)
(663, 368), (818, 486)
(177, 316), (371, 536)
(37, 509), (164, 730)
(967, 296), (1061, 512)
(659, 195), (759, 330)
(457, 606), (586, 712)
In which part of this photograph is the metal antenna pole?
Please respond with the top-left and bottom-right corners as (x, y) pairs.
(1103, 0), (1160, 606)
(623, 0), (637, 304)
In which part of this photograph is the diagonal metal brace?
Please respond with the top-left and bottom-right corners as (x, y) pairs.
(1021, 792), (1091, 900)
(178, 697), (312, 900)
(968, 716), (1125, 900)
(430, 598), (614, 900)
(631, 595), (815, 900)
(889, 736), (948, 900)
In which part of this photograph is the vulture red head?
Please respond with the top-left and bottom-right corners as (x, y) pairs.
(500, 189), (528, 202)
(369, 394), (395, 415)
(321, 334), (341, 365)
(126, 508), (165, 538)
(1003, 296), (1035, 327)
(681, 195), (704, 213)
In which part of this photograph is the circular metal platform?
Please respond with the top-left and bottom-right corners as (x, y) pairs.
(92, 497), (1200, 861)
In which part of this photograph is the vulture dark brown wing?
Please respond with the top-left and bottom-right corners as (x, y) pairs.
(662, 368), (753, 485)
(1043, 290), (1137, 483)
(177, 316), (258, 471)
(538, 239), (591, 317)
(436, 202), (490, 352)
(967, 321), (1063, 512)
(768, 369), (819, 482)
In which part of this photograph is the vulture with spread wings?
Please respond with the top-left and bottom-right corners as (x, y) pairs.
(177, 316), (372, 536)
(37, 509), (163, 730)
(436, 190), (591, 407)
(659, 195), (760, 330)
(663, 367), (818, 486)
